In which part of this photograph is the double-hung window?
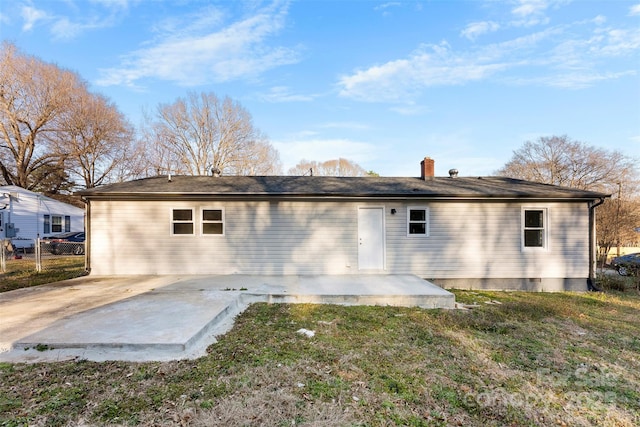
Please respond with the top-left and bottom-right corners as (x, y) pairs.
(171, 209), (195, 235)
(52, 216), (62, 233)
(170, 208), (225, 235)
(407, 206), (429, 237)
(202, 209), (224, 235)
(43, 214), (69, 234)
(523, 208), (547, 249)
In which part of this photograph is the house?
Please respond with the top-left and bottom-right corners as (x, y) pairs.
(0, 186), (85, 249)
(77, 158), (609, 291)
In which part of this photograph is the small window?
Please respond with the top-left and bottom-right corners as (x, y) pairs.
(44, 215), (50, 234)
(52, 215), (63, 233)
(172, 209), (194, 235)
(202, 209), (224, 235)
(407, 207), (429, 236)
(64, 215), (71, 232)
(523, 209), (547, 248)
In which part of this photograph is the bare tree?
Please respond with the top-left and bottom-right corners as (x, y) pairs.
(496, 135), (634, 191)
(0, 42), (85, 189)
(497, 135), (640, 261)
(233, 140), (282, 175)
(597, 187), (640, 265)
(287, 159), (318, 176)
(288, 158), (367, 176)
(147, 92), (281, 176)
(61, 91), (136, 188)
(110, 137), (152, 182)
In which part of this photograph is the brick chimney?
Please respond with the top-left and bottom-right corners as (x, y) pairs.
(420, 157), (435, 179)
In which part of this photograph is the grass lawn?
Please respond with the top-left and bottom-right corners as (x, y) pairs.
(1, 279), (639, 426)
(0, 256), (86, 293)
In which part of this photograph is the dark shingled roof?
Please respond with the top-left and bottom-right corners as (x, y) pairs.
(77, 175), (608, 201)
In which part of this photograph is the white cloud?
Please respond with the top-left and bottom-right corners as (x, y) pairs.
(51, 17), (85, 39)
(593, 15), (606, 25)
(89, 0), (132, 9)
(21, 6), (48, 31)
(374, 2), (401, 11)
(511, 0), (549, 18)
(629, 4), (640, 16)
(338, 41), (510, 102)
(374, 2), (401, 16)
(98, 2), (300, 87)
(597, 28), (640, 56)
(511, 70), (637, 89)
(259, 86), (316, 103)
(51, 15), (123, 40)
(338, 14), (640, 102)
(461, 21), (500, 40)
(509, 0), (571, 27)
(151, 5), (224, 37)
(20, 0), (132, 40)
(320, 122), (372, 131)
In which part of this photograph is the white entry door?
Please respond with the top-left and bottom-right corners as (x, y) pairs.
(358, 207), (385, 270)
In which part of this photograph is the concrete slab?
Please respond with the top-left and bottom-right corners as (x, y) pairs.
(250, 275), (454, 309)
(0, 274), (454, 363)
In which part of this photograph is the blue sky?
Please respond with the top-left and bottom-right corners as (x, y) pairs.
(2, 0), (639, 176)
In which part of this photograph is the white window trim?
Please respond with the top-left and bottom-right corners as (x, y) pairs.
(200, 207), (225, 236)
(51, 215), (63, 233)
(170, 208), (195, 236)
(521, 207), (548, 251)
(406, 206), (430, 237)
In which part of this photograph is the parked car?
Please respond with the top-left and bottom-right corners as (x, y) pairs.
(41, 231), (85, 255)
(612, 252), (640, 276)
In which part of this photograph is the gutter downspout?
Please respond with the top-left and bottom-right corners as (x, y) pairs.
(588, 197), (606, 291)
(82, 197), (91, 275)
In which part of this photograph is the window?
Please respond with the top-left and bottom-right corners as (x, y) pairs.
(523, 209), (547, 248)
(202, 209), (224, 235)
(407, 206), (429, 236)
(171, 209), (194, 235)
(43, 214), (65, 234)
(51, 216), (63, 233)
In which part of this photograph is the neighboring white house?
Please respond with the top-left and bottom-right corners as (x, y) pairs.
(77, 158), (609, 291)
(0, 186), (85, 249)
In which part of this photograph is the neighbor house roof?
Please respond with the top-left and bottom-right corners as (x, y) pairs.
(77, 175), (609, 202)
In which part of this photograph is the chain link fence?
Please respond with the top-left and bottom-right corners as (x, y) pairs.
(1, 239), (85, 274)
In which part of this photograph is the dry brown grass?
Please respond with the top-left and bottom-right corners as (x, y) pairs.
(0, 255), (85, 293)
(1, 290), (639, 426)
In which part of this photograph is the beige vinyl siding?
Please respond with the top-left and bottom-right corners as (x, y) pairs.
(89, 200), (359, 275)
(89, 199), (589, 280)
(386, 201), (589, 279)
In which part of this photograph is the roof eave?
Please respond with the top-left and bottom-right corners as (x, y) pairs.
(79, 192), (610, 202)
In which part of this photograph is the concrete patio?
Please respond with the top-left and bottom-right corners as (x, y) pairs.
(0, 274), (454, 363)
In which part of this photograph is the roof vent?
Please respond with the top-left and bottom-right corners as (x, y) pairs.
(448, 169), (459, 178)
(211, 168), (221, 177)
